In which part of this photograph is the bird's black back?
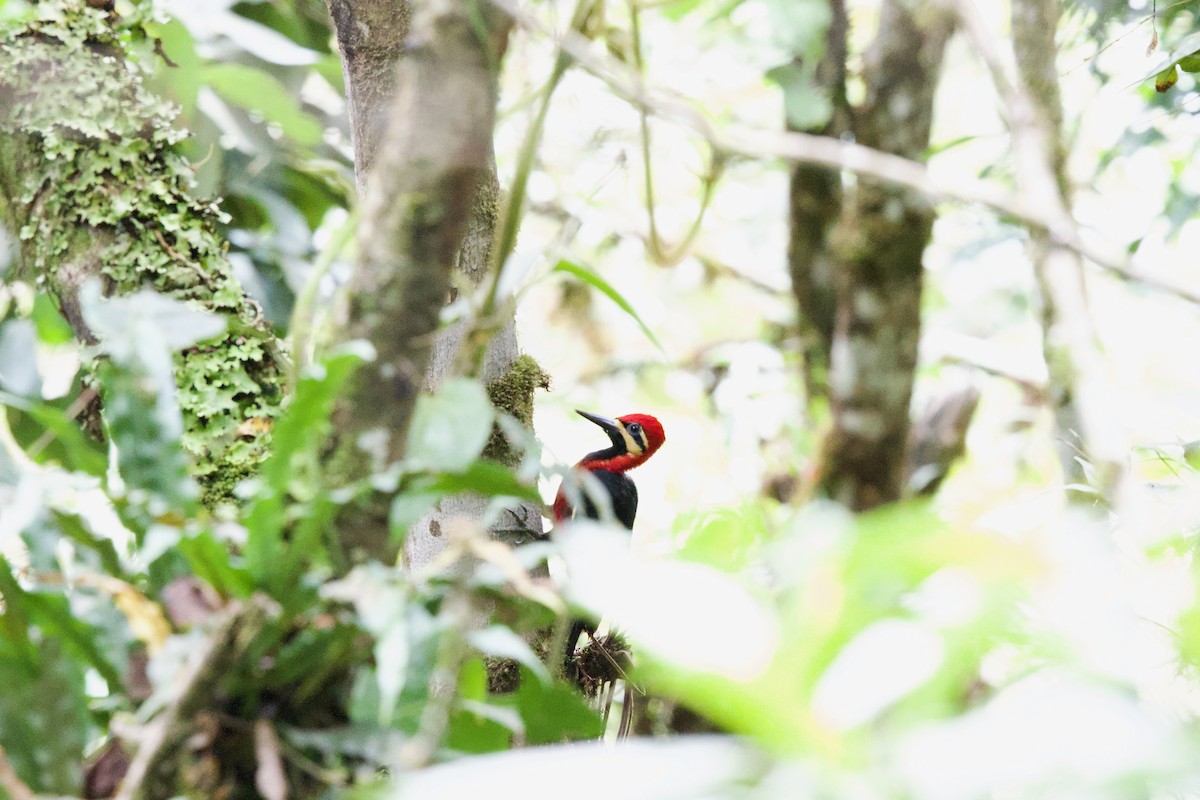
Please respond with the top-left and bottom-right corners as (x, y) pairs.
(581, 468), (638, 529)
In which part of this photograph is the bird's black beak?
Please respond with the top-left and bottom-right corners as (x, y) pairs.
(576, 409), (624, 447)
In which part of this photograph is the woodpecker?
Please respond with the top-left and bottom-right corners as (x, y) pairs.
(554, 410), (665, 677)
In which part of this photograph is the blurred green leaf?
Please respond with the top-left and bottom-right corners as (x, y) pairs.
(512, 666), (603, 744)
(0, 319), (40, 396)
(467, 625), (550, 683)
(446, 702), (512, 754)
(2, 393), (106, 476)
(243, 345), (365, 589)
(760, 0), (830, 57)
(0, 636), (89, 794)
(81, 284), (227, 358)
(96, 359), (196, 511)
(767, 62), (832, 130)
(202, 63), (323, 146)
(420, 460), (540, 502)
(552, 259), (664, 353)
(674, 506), (764, 572)
(406, 379), (494, 473)
(177, 530), (255, 598)
(389, 490), (441, 538)
(80, 284), (228, 512)
(30, 293), (73, 346)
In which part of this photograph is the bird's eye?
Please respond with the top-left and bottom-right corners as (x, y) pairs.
(628, 423), (642, 434)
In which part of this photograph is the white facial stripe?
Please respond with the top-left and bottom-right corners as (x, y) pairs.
(618, 424), (643, 455)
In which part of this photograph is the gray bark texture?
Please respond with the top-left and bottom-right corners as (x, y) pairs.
(789, 0), (956, 511)
(326, 0), (543, 564)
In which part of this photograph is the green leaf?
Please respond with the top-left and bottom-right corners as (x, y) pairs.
(177, 530), (255, 598)
(389, 491), (441, 538)
(767, 62), (832, 130)
(17, 590), (122, 689)
(552, 260), (664, 353)
(0, 637), (89, 794)
(446, 705), (512, 754)
(1156, 65), (1179, 93)
(760, 0), (830, 57)
(80, 284), (227, 512)
(243, 346), (365, 587)
(512, 666), (603, 744)
(406, 379), (494, 473)
(421, 461), (540, 501)
(96, 360), (196, 511)
(1, 393), (106, 476)
(458, 656), (488, 702)
(30, 293), (74, 346)
(81, 283), (227, 358)
(674, 507), (763, 572)
(390, 460), (540, 539)
(202, 63), (323, 146)
(0, 320), (40, 396)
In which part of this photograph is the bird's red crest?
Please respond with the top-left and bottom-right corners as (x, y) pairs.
(618, 413), (665, 457)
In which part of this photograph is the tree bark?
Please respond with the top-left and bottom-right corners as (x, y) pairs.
(326, 0), (543, 564)
(787, 0), (849, 404)
(789, 0), (955, 510)
(0, 2), (284, 506)
(326, 0), (412, 198)
(1009, 0), (1122, 495)
(954, 0), (1124, 498)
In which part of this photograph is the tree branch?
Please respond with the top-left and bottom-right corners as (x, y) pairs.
(488, 0), (1200, 307)
(952, 0), (1127, 496)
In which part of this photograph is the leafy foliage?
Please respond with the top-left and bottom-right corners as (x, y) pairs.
(3, 0), (1200, 799)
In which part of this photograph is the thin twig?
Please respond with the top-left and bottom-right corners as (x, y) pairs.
(26, 386), (98, 459)
(628, 0), (723, 266)
(152, 228), (217, 291)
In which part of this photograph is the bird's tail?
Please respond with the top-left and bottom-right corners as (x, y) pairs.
(563, 617), (591, 682)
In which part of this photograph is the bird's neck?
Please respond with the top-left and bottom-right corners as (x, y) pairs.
(579, 446), (646, 474)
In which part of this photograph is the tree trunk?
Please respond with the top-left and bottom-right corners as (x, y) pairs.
(789, 0), (955, 510)
(1009, 0), (1123, 496)
(0, 3), (284, 506)
(326, 0), (544, 565)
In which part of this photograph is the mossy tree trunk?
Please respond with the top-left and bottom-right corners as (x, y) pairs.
(788, 0), (955, 511)
(325, 0), (545, 566)
(0, 2), (283, 506)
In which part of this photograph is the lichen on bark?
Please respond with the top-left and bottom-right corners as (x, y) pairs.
(0, 1), (284, 506)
